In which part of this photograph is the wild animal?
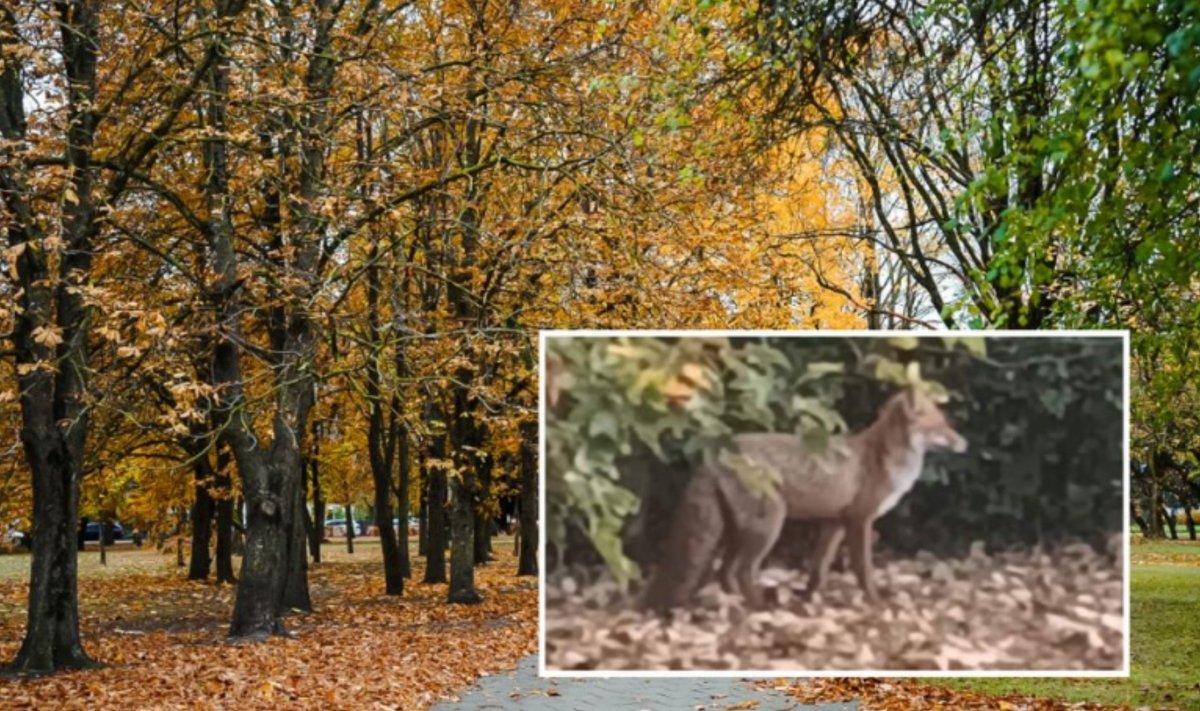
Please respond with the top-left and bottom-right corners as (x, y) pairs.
(639, 388), (968, 610)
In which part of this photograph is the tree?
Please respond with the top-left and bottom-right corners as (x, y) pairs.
(0, 0), (106, 673)
(981, 0), (1199, 332)
(724, 0), (1066, 327)
(364, 233), (406, 595)
(1, 0), (247, 673)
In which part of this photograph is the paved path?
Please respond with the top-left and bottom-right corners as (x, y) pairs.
(432, 655), (858, 710)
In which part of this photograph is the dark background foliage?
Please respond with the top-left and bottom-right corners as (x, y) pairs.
(874, 337), (1124, 557)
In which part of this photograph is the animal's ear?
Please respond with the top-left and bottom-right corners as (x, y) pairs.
(902, 387), (918, 413)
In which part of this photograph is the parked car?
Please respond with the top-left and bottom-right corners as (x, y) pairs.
(392, 518), (420, 535)
(323, 519), (368, 537)
(82, 521), (124, 542)
(3, 528), (31, 550)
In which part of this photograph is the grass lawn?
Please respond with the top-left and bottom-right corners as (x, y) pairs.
(0, 536), (432, 582)
(938, 537), (1200, 710)
(0, 538), (414, 625)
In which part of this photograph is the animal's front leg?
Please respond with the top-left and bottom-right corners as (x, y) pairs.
(805, 520), (845, 597)
(846, 517), (879, 603)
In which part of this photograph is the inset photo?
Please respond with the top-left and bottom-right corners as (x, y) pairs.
(540, 331), (1128, 675)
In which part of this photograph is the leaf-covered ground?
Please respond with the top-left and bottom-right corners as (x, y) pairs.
(769, 678), (1140, 710)
(545, 542), (1123, 672)
(0, 540), (536, 709)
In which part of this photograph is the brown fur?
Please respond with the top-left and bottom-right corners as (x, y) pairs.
(638, 388), (967, 611)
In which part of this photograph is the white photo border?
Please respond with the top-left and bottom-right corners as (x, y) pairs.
(537, 329), (1131, 679)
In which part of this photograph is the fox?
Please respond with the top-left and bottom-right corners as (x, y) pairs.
(638, 387), (968, 611)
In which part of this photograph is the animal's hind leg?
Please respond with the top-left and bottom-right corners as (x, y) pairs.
(728, 497), (787, 608)
(698, 517), (743, 596)
(638, 471), (727, 612)
(714, 532), (746, 597)
(718, 540), (740, 595)
(698, 532), (733, 594)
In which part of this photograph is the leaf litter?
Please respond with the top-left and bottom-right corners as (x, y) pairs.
(770, 678), (1152, 711)
(545, 542), (1123, 673)
(0, 541), (1137, 709)
(0, 547), (536, 709)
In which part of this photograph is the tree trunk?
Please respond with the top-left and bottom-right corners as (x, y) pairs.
(365, 433), (402, 593)
(418, 469), (428, 557)
(1164, 506), (1178, 540)
(473, 509), (491, 566)
(447, 387), (481, 603)
(397, 428), (411, 578)
(302, 506), (314, 554)
(309, 451), (323, 563)
(1131, 503), (1148, 538)
(232, 497), (246, 556)
(473, 455), (493, 566)
(98, 518), (107, 567)
(364, 241), (403, 594)
(345, 503), (355, 554)
(215, 492), (236, 584)
(228, 453), (289, 638)
(423, 460), (448, 584)
(517, 420), (538, 576)
(448, 470), (480, 603)
(442, 64), (486, 604)
(188, 461), (216, 580)
(175, 513), (185, 567)
(391, 311), (413, 580)
(281, 471), (312, 612)
(1186, 508), (1197, 541)
(299, 449), (314, 571)
(7, 448), (95, 673)
(1145, 456), (1165, 539)
(375, 505), (404, 595)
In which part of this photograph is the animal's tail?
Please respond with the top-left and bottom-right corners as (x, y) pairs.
(637, 468), (726, 612)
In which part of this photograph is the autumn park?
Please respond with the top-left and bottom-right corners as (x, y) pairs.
(0, 0), (1197, 708)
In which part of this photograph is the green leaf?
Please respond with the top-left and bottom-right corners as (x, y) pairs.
(588, 410), (620, 440)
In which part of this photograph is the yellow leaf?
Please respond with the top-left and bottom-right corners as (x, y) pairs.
(662, 375), (696, 406)
(679, 361), (709, 390)
(31, 325), (63, 348)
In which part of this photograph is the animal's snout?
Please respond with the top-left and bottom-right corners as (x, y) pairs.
(928, 426), (968, 453)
